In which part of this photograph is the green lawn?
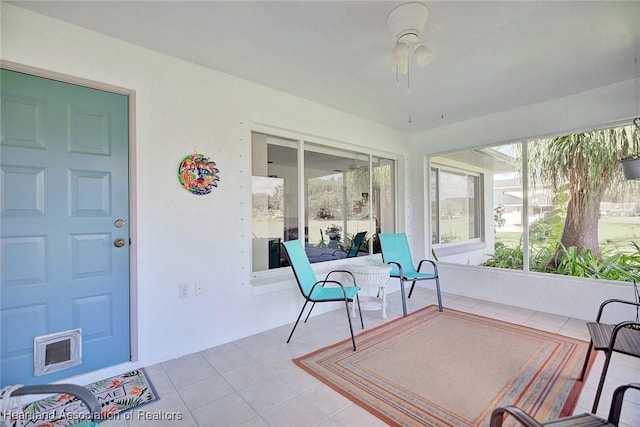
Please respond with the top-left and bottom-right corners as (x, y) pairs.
(495, 216), (640, 252)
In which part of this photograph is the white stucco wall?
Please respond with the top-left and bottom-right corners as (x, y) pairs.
(0, 4), (413, 384)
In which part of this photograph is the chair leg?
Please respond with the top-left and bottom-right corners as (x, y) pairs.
(287, 300), (309, 344)
(579, 341), (594, 381)
(304, 302), (316, 323)
(356, 294), (364, 329)
(608, 384), (638, 425)
(591, 350), (613, 414)
(408, 280), (417, 298)
(344, 298), (357, 351)
(399, 278), (408, 317)
(407, 278), (444, 312)
(434, 277), (443, 312)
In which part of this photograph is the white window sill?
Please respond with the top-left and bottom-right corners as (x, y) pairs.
(433, 241), (486, 258)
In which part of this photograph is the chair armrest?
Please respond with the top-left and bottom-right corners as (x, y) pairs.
(608, 383), (640, 424)
(310, 279), (342, 291)
(386, 261), (404, 279)
(608, 321), (640, 354)
(323, 270), (356, 285)
(11, 384), (101, 421)
(417, 259), (438, 275)
(595, 299), (640, 322)
(310, 279), (350, 299)
(490, 406), (544, 427)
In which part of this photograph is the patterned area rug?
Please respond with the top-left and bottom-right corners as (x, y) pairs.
(19, 369), (157, 426)
(294, 306), (590, 427)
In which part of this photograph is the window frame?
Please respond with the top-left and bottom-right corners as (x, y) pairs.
(427, 119), (640, 284)
(430, 163), (485, 254)
(250, 126), (399, 276)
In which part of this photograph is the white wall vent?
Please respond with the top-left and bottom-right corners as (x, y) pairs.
(34, 329), (82, 376)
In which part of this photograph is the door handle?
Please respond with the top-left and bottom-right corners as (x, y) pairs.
(114, 238), (126, 248)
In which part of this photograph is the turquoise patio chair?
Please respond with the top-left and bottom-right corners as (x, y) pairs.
(343, 231), (368, 258)
(327, 231), (368, 259)
(379, 233), (443, 316)
(282, 240), (364, 351)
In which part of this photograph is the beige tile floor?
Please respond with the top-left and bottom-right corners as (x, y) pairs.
(103, 290), (640, 427)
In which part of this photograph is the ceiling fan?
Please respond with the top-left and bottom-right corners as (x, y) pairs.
(387, 2), (434, 75)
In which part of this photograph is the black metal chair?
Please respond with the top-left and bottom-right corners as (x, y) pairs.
(6, 383), (101, 425)
(490, 383), (640, 427)
(329, 231), (368, 258)
(578, 298), (640, 413)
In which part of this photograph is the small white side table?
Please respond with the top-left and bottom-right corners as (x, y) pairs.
(348, 261), (391, 319)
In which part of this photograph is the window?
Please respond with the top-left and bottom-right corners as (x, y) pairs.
(430, 122), (640, 284)
(251, 133), (298, 271)
(304, 144), (371, 262)
(431, 166), (483, 246)
(431, 144), (523, 266)
(251, 131), (396, 271)
(525, 126), (640, 282)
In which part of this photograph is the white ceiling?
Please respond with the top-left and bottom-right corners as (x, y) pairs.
(9, 1), (640, 133)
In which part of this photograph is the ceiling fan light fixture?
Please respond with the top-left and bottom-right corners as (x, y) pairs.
(394, 61), (408, 75)
(387, 2), (433, 72)
(413, 43), (434, 67)
(392, 41), (409, 64)
(397, 32), (419, 45)
(386, 2), (432, 124)
(387, 2), (428, 41)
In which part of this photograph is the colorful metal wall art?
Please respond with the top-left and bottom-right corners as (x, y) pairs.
(178, 153), (220, 195)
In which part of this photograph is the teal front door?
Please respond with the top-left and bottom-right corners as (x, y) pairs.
(1, 69), (131, 386)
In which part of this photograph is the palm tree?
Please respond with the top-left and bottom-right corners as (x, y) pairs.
(528, 124), (640, 264)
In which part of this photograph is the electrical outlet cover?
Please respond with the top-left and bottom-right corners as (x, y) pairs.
(179, 283), (189, 298)
(195, 282), (204, 295)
